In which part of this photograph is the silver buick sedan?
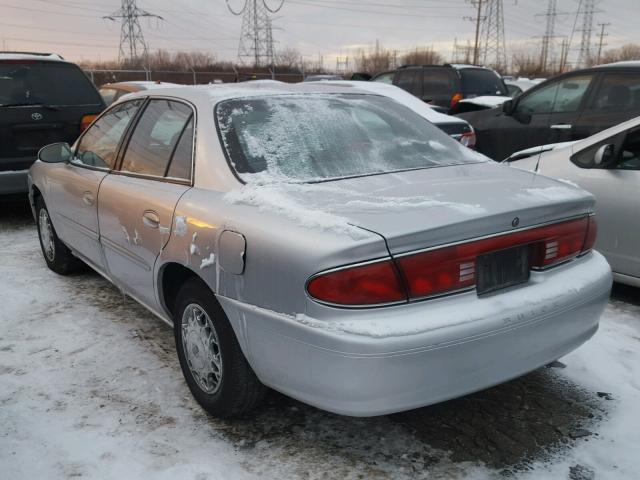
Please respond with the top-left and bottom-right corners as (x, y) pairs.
(28, 83), (612, 418)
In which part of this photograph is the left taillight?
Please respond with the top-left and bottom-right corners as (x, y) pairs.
(451, 92), (463, 107)
(306, 259), (406, 306)
(80, 114), (98, 132)
(459, 129), (476, 149)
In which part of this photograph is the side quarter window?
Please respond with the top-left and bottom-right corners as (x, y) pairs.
(120, 99), (194, 180)
(588, 72), (640, 111)
(617, 128), (640, 170)
(74, 99), (142, 169)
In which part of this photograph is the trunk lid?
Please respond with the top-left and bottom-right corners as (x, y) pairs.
(272, 162), (594, 255)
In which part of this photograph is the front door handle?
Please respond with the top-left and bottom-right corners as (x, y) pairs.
(142, 210), (160, 229)
(550, 124), (572, 130)
(82, 192), (94, 206)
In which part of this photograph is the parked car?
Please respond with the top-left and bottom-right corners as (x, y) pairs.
(319, 80), (476, 147)
(457, 62), (640, 160)
(98, 81), (181, 105)
(372, 64), (508, 110)
(29, 83), (610, 418)
(0, 51), (104, 195)
(504, 115), (640, 287)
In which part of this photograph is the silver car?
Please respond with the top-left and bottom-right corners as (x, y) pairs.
(28, 83), (611, 418)
(506, 115), (640, 288)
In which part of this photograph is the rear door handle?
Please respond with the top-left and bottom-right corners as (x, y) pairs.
(82, 192), (94, 206)
(142, 210), (160, 229)
(550, 124), (572, 130)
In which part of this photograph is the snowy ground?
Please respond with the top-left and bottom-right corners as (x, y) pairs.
(1, 198), (639, 480)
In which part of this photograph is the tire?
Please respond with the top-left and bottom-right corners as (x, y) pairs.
(35, 197), (83, 275)
(173, 278), (266, 418)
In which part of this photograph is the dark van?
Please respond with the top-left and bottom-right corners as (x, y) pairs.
(371, 64), (507, 111)
(0, 52), (104, 195)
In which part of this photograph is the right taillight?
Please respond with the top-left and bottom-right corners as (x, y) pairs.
(307, 259), (406, 306)
(451, 92), (463, 107)
(307, 216), (597, 306)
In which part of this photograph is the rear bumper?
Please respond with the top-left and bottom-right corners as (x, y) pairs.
(0, 169), (29, 195)
(218, 251), (612, 416)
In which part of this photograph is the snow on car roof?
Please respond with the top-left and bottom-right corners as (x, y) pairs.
(0, 52), (64, 62)
(123, 81), (396, 105)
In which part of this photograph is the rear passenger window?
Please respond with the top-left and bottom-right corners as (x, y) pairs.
(589, 73), (640, 110)
(394, 70), (421, 96)
(120, 99), (193, 179)
(166, 118), (194, 180)
(75, 99), (142, 169)
(422, 69), (455, 95)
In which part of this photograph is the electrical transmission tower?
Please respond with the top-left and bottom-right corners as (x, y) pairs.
(227, 0), (284, 67)
(538, 0), (558, 72)
(479, 0), (507, 71)
(576, 0), (598, 67)
(104, 0), (162, 64)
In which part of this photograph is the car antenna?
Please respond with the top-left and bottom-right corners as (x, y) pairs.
(534, 147), (544, 174)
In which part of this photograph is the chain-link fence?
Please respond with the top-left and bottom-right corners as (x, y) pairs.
(83, 69), (305, 86)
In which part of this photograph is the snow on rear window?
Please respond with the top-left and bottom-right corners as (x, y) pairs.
(216, 94), (483, 182)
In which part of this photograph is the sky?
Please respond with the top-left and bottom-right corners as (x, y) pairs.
(1, 0), (638, 70)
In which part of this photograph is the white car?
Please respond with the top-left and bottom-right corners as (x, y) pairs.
(505, 116), (640, 287)
(319, 80), (476, 148)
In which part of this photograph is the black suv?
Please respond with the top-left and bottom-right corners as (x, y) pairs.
(0, 52), (105, 195)
(457, 62), (640, 160)
(372, 64), (508, 110)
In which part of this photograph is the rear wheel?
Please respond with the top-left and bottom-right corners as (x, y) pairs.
(35, 197), (82, 275)
(173, 278), (266, 418)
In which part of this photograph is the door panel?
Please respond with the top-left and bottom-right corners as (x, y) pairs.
(45, 163), (107, 268)
(98, 175), (189, 306)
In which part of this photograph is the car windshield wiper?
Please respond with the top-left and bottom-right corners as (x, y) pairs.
(0, 102), (59, 110)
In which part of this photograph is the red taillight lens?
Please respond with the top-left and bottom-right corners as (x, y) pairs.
(80, 114), (98, 132)
(307, 216), (596, 306)
(307, 260), (406, 306)
(451, 92), (463, 107)
(459, 130), (476, 149)
(582, 216), (598, 253)
(398, 216), (594, 299)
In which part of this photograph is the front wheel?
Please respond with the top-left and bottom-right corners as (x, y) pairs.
(35, 197), (82, 275)
(173, 278), (266, 418)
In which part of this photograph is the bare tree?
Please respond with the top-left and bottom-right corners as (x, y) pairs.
(600, 43), (640, 64)
(275, 47), (302, 70)
(401, 46), (443, 66)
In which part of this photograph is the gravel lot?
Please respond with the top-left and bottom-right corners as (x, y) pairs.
(1, 198), (639, 480)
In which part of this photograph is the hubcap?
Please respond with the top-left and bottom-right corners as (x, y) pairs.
(181, 303), (223, 394)
(38, 209), (55, 262)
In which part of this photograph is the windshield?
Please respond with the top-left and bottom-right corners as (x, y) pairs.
(217, 94), (485, 182)
(0, 61), (102, 107)
(460, 69), (506, 96)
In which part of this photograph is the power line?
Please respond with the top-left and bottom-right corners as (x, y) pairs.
(538, 0), (558, 72)
(104, 0), (163, 64)
(576, 0), (599, 67)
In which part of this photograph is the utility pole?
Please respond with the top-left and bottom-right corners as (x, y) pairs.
(104, 0), (162, 65)
(596, 22), (610, 64)
(227, 0), (284, 68)
(466, 0), (484, 65)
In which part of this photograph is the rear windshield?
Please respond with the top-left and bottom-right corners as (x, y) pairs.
(217, 94), (485, 182)
(0, 61), (102, 107)
(460, 69), (506, 96)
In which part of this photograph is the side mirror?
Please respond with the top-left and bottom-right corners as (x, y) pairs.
(593, 144), (614, 167)
(502, 99), (514, 115)
(38, 142), (72, 163)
